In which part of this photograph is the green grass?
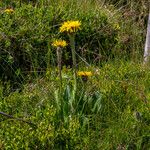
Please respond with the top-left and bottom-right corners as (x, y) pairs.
(0, 0), (146, 81)
(0, 0), (150, 149)
(1, 61), (150, 149)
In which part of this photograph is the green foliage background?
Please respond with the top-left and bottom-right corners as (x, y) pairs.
(1, 62), (150, 149)
(0, 0), (150, 149)
(0, 0), (148, 82)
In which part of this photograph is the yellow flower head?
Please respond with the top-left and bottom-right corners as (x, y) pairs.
(52, 39), (67, 48)
(59, 21), (81, 33)
(113, 23), (120, 30)
(4, 8), (14, 13)
(77, 71), (92, 77)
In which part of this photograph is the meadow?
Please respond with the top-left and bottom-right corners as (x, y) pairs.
(0, 0), (150, 149)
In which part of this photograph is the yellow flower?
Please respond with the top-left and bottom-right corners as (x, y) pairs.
(77, 71), (92, 77)
(4, 8), (14, 13)
(59, 21), (81, 33)
(52, 39), (67, 48)
(113, 23), (120, 30)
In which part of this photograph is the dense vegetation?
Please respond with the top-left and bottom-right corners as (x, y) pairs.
(0, 0), (150, 149)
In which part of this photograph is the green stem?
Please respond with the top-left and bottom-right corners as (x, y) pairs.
(57, 47), (62, 87)
(69, 34), (77, 88)
(69, 34), (77, 114)
(56, 47), (63, 121)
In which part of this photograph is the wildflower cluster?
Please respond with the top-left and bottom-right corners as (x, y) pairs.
(59, 21), (81, 33)
(52, 39), (67, 48)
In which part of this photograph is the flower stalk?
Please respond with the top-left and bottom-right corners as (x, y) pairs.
(69, 34), (77, 87)
(56, 47), (62, 87)
(52, 39), (67, 121)
(58, 20), (81, 113)
(59, 20), (81, 101)
(57, 47), (63, 122)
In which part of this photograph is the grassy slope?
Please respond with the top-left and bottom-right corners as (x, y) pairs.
(1, 61), (150, 149)
(0, 0), (150, 149)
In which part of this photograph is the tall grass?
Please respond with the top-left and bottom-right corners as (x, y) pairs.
(0, 0), (146, 84)
(0, 0), (150, 149)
